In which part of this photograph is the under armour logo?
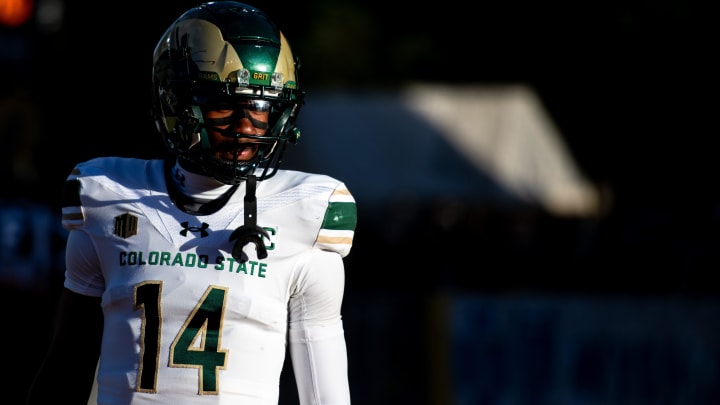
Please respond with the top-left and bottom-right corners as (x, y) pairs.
(180, 221), (209, 237)
(174, 167), (186, 188)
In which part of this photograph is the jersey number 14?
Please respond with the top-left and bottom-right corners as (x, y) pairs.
(134, 281), (229, 395)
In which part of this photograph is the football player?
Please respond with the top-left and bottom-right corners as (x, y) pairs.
(26, 2), (356, 404)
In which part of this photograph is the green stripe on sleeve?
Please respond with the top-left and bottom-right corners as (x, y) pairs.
(321, 202), (357, 231)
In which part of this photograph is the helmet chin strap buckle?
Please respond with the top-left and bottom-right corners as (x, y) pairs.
(229, 175), (270, 262)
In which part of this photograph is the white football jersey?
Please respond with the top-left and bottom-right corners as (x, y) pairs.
(60, 157), (357, 405)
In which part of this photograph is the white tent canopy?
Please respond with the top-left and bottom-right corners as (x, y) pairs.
(286, 83), (602, 217)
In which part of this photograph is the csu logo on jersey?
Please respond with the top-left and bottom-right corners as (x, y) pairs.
(114, 213), (138, 239)
(180, 221), (210, 237)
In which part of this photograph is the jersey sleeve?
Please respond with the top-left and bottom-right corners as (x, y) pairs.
(288, 249), (351, 405)
(60, 164), (85, 231)
(63, 229), (105, 297)
(312, 182), (357, 258)
(59, 160), (107, 297)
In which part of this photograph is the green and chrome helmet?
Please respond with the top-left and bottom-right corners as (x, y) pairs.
(152, 1), (304, 184)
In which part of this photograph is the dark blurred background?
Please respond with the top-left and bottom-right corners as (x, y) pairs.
(2, 0), (718, 404)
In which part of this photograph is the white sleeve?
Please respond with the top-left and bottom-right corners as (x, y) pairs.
(288, 250), (351, 405)
(63, 230), (105, 297)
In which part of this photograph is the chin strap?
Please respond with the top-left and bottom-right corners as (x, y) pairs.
(229, 175), (270, 262)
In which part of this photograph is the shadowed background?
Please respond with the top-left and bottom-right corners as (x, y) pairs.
(2, 0), (718, 404)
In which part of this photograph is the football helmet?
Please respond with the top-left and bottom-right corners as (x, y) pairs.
(152, 1), (304, 184)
